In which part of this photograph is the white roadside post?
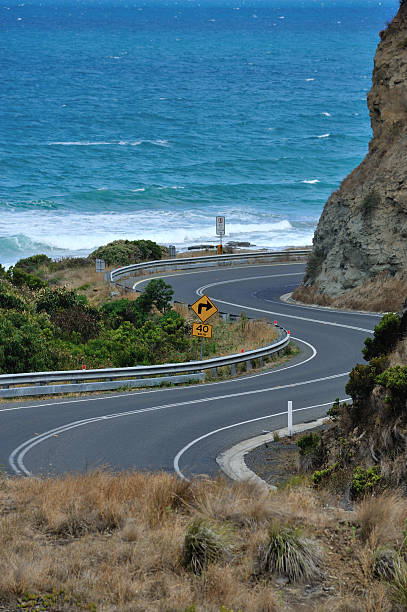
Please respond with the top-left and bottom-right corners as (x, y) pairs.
(288, 400), (293, 437)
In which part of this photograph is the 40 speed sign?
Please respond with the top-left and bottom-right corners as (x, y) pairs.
(192, 322), (213, 338)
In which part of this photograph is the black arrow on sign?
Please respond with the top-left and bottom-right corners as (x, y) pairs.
(198, 301), (213, 314)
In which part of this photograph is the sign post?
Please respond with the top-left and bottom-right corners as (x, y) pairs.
(191, 294), (218, 360)
(216, 216), (225, 255)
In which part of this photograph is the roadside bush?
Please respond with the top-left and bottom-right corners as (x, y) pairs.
(327, 397), (342, 421)
(312, 463), (337, 487)
(101, 298), (147, 329)
(89, 239), (163, 266)
(36, 287), (82, 313)
(376, 365), (407, 410)
(350, 466), (382, 499)
(36, 288), (100, 342)
(345, 357), (387, 404)
(346, 364), (376, 403)
(14, 254), (52, 274)
(255, 524), (322, 583)
(297, 432), (323, 472)
(362, 312), (400, 361)
(297, 433), (319, 455)
(7, 266), (47, 290)
(0, 282), (26, 311)
(0, 311), (57, 373)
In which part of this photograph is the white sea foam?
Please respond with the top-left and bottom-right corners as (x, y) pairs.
(48, 139), (170, 147)
(131, 188), (146, 192)
(317, 133), (330, 138)
(302, 179), (320, 184)
(305, 78), (314, 82)
(322, 112), (331, 116)
(0, 209), (303, 262)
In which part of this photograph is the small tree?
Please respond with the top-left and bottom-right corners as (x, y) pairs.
(136, 279), (174, 314)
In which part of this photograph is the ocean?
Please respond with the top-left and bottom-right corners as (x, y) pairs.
(0, 0), (400, 266)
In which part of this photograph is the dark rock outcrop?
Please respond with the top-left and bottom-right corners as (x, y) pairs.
(300, 2), (407, 298)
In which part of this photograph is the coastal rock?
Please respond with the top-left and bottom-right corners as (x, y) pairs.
(298, 2), (407, 298)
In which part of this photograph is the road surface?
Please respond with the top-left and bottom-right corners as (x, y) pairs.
(1, 262), (380, 479)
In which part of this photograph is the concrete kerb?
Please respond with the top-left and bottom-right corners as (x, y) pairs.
(216, 417), (327, 490)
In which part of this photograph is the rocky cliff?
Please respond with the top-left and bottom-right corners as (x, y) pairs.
(295, 2), (407, 306)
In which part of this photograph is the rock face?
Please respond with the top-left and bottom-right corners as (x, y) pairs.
(301, 2), (407, 297)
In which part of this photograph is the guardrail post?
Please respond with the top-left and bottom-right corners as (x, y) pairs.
(211, 368), (218, 378)
(288, 401), (293, 437)
(246, 360), (252, 371)
(230, 363), (236, 376)
(259, 357), (263, 367)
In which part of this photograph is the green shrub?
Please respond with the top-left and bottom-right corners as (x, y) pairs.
(345, 363), (376, 402)
(255, 524), (322, 582)
(350, 466), (382, 498)
(89, 239), (163, 266)
(101, 298), (147, 329)
(0, 311), (58, 373)
(0, 283), (26, 311)
(376, 365), (407, 410)
(362, 312), (400, 361)
(182, 519), (232, 574)
(14, 254), (52, 274)
(36, 288), (100, 342)
(312, 464), (337, 487)
(345, 356), (387, 404)
(7, 267), (47, 290)
(297, 432), (319, 455)
(326, 398), (341, 421)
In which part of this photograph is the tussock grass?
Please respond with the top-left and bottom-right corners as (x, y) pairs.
(182, 519), (233, 574)
(255, 523), (323, 583)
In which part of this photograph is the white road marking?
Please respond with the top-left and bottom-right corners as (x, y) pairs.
(173, 398), (350, 480)
(132, 265), (304, 290)
(196, 280), (374, 333)
(9, 369), (347, 476)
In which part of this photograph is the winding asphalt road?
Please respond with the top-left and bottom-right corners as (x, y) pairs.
(1, 262), (381, 480)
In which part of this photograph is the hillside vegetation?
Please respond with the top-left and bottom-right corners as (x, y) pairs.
(0, 243), (279, 375)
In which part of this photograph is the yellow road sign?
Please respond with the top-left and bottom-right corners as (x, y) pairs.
(191, 294), (218, 323)
(192, 322), (213, 338)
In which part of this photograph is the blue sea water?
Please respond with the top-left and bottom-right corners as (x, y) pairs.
(0, 0), (400, 265)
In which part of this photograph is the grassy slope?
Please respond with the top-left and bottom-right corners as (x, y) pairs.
(1, 470), (404, 612)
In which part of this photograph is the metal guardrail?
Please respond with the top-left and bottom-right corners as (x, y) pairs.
(0, 251), (301, 399)
(0, 328), (290, 398)
(109, 250), (311, 283)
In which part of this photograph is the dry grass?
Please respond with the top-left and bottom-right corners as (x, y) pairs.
(44, 264), (115, 306)
(354, 491), (407, 546)
(172, 306), (279, 357)
(293, 273), (407, 313)
(0, 470), (400, 611)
